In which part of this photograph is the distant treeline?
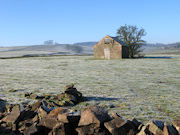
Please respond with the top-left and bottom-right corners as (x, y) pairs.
(73, 42), (98, 46)
(65, 45), (83, 53)
(166, 42), (180, 48)
(44, 40), (54, 45)
(43, 40), (180, 50)
(144, 42), (180, 48)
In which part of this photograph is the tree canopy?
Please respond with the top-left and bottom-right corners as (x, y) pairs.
(116, 24), (146, 58)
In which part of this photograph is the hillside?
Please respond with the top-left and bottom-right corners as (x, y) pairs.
(0, 44), (94, 58)
(142, 42), (180, 55)
(73, 42), (98, 46)
(0, 41), (180, 58)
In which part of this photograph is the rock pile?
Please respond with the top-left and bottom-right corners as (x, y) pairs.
(21, 84), (86, 107)
(0, 85), (179, 135)
(0, 103), (179, 135)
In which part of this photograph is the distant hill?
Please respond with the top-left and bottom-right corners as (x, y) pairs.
(0, 44), (94, 58)
(73, 42), (98, 46)
(141, 42), (180, 55)
(0, 41), (180, 58)
(146, 42), (180, 48)
(166, 42), (180, 49)
(73, 41), (180, 49)
(142, 42), (180, 52)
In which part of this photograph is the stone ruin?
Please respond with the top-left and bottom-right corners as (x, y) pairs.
(0, 85), (179, 135)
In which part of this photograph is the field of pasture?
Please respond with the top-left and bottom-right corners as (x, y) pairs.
(0, 55), (179, 123)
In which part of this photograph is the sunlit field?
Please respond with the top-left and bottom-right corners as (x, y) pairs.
(0, 55), (179, 123)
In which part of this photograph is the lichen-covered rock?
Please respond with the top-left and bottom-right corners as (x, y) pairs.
(111, 112), (123, 119)
(27, 100), (42, 111)
(57, 113), (69, 123)
(172, 119), (180, 134)
(148, 120), (178, 135)
(136, 124), (151, 135)
(66, 84), (74, 90)
(78, 105), (111, 128)
(128, 117), (142, 130)
(2, 104), (22, 125)
(38, 116), (58, 129)
(65, 85), (85, 103)
(104, 117), (126, 134)
(32, 114), (39, 123)
(76, 124), (110, 135)
(37, 106), (48, 119)
(56, 93), (76, 105)
(104, 117), (135, 135)
(48, 122), (72, 135)
(23, 123), (41, 135)
(139, 120), (179, 135)
(21, 110), (36, 120)
(48, 107), (68, 118)
(21, 92), (31, 98)
(29, 93), (38, 99)
(5, 104), (14, 113)
(163, 122), (178, 135)
(57, 112), (80, 124)
(43, 93), (53, 100)
(21, 85), (86, 108)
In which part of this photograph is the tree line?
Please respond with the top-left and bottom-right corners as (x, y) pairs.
(65, 44), (83, 53)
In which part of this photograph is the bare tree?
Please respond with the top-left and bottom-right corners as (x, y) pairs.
(117, 24), (146, 58)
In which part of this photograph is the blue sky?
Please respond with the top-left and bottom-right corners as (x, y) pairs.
(0, 0), (180, 46)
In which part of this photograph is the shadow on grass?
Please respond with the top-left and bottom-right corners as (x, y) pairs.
(143, 56), (172, 59)
(86, 96), (119, 101)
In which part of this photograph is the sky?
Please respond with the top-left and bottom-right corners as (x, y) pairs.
(0, 0), (180, 46)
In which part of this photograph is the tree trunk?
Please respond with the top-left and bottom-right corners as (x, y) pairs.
(129, 47), (134, 58)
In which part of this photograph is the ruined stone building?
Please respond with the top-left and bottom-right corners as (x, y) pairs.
(94, 35), (129, 59)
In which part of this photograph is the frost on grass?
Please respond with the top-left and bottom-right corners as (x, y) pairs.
(0, 55), (179, 123)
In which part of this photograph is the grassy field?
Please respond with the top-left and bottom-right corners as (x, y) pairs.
(0, 55), (179, 124)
